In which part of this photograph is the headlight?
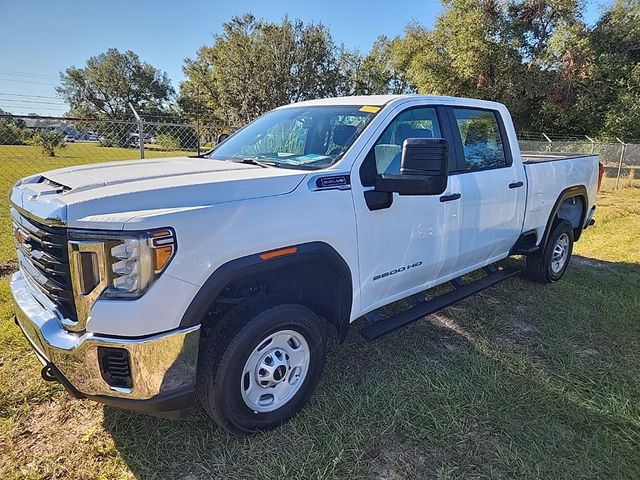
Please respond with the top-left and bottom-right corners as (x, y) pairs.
(105, 229), (176, 298)
(69, 228), (176, 302)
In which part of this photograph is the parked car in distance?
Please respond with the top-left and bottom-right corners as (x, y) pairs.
(63, 135), (75, 142)
(9, 95), (602, 435)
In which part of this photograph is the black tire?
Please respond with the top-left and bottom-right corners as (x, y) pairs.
(526, 219), (574, 283)
(197, 297), (326, 435)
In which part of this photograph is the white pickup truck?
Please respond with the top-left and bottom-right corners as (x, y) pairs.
(10, 95), (602, 435)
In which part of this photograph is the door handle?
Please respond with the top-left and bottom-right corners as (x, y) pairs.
(439, 193), (461, 202)
(509, 181), (524, 189)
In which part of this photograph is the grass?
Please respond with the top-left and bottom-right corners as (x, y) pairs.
(0, 169), (639, 478)
(0, 143), (193, 263)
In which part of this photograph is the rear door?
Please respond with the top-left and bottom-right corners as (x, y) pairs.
(447, 107), (526, 271)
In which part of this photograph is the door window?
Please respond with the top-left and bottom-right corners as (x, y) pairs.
(371, 107), (442, 175)
(452, 108), (507, 171)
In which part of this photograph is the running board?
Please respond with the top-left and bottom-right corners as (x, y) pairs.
(359, 267), (519, 342)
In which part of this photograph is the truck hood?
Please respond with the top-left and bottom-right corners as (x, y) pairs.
(11, 156), (307, 229)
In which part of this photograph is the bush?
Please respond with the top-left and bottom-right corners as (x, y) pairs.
(0, 121), (27, 145)
(30, 131), (66, 157)
(155, 133), (181, 151)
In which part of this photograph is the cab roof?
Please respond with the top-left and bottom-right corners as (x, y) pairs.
(279, 94), (506, 111)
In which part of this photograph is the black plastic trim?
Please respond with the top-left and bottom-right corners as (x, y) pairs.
(439, 193), (461, 202)
(360, 267), (518, 341)
(86, 388), (196, 418)
(179, 241), (353, 341)
(541, 185), (589, 245)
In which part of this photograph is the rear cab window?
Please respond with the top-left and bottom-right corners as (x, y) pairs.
(452, 108), (509, 171)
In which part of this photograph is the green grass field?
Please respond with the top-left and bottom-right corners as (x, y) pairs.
(0, 148), (639, 478)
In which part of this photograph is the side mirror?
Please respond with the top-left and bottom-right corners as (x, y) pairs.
(375, 138), (449, 195)
(217, 133), (230, 144)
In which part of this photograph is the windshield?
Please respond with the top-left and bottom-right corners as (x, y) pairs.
(209, 105), (378, 170)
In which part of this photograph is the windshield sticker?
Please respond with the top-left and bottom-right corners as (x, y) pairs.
(359, 105), (381, 113)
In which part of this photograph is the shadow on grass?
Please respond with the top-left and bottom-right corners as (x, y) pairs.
(102, 256), (640, 479)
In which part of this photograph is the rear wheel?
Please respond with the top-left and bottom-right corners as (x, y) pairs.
(197, 298), (326, 435)
(526, 219), (574, 283)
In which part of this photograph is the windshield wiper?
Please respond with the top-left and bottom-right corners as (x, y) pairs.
(228, 158), (275, 168)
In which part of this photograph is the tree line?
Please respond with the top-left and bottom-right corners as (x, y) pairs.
(53, 0), (640, 140)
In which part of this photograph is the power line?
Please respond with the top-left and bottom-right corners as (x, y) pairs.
(0, 98), (68, 106)
(0, 92), (64, 100)
(0, 77), (59, 86)
(0, 69), (60, 80)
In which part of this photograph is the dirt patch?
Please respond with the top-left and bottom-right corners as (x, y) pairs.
(365, 431), (502, 480)
(571, 256), (612, 270)
(0, 261), (17, 277)
(365, 436), (429, 480)
(576, 346), (600, 358)
(495, 315), (542, 359)
(1, 395), (115, 477)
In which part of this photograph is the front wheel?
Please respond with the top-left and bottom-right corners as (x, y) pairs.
(526, 219), (574, 283)
(197, 299), (326, 435)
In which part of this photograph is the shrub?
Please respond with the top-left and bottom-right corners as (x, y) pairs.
(31, 131), (66, 157)
(155, 133), (181, 151)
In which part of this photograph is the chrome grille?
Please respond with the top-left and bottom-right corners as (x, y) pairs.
(11, 208), (76, 321)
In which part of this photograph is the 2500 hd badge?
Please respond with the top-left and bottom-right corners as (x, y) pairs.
(373, 261), (423, 281)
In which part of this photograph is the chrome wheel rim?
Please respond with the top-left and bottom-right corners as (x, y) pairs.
(551, 233), (570, 274)
(241, 329), (310, 413)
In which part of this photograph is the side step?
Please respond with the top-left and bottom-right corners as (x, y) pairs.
(359, 267), (518, 342)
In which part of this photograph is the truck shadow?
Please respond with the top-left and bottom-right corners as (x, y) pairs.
(102, 255), (640, 479)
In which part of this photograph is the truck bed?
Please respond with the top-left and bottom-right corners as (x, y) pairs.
(521, 153), (599, 245)
(521, 152), (595, 164)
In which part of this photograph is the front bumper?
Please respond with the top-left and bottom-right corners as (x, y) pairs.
(10, 270), (200, 415)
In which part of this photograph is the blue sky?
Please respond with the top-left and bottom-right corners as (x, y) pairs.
(0, 0), (612, 115)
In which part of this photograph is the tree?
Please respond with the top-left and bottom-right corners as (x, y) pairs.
(572, 0), (640, 139)
(338, 37), (415, 96)
(179, 14), (344, 125)
(390, 0), (585, 131)
(0, 108), (27, 145)
(57, 48), (174, 119)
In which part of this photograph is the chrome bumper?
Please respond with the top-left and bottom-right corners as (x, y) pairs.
(10, 270), (200, 402)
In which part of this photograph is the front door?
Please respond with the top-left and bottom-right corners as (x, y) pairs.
(351, 104), (463, 313)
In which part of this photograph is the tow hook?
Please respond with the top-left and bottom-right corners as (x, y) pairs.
(41, 365), (58, 382)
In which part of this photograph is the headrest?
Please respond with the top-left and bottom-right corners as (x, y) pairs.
(333, 124), (358, 146)
(395, 124), (433, 145)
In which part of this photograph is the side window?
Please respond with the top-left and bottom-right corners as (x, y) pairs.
(372, 107), (442, 175)
(453, 108), (507, 171)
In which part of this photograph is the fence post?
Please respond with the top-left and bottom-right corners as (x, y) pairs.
(585, 135), (595, 154)
(542, 132), (552, 152)
(615, 137), (626, 189)
(128, 102), (145, 159)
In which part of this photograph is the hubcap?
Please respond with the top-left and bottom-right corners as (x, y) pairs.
(241, 329), (310, 413)
(551, 233), (570, 274)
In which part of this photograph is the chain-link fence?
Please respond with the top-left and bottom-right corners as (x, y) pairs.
(0, 114), (235, 262)
(1, 114), (640, 262)
(519, 132), (640, 189)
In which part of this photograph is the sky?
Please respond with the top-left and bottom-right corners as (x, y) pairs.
(0, 0), (613, 116)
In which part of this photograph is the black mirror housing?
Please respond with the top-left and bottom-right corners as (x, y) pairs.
(376, 138), (449, 196)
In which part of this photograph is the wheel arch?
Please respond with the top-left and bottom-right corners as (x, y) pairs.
(179, 241), (353, 343)
(541, 185), (588, 247)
